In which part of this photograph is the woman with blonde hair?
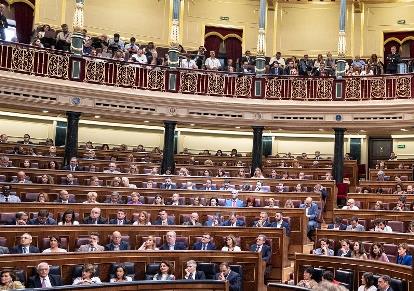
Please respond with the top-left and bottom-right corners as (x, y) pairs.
(138, 235), (159, 250)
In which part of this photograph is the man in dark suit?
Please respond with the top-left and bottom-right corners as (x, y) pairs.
(222, 213), (245, 227)
(54, 190), (76, 204)
(336, 239), (351, 257)
(252, 211), (272, 227)
(28, 210), (56, 225)
(215, 262), (241, 291)
(104, 231), (129, 251)
(10, 233), (40, 254)
(270, 61), (283, 75)
(17, 133), (33, 144)
(299, 197), (320, 238)
(327, 216), (347, 230)
(250, 235), (271, 263)
(378, 275), (394, 291)
(82, 207), (107, 224)
(153, 209), (175, 225)
(203, 179), (217, 191)
(385, 46), (401, 74)
(160, 177), (177, 190)
(271, 212), (291, 236)
(27, 262), (63, 288)
(62, 157), (83, 171)
(184, 260), (206, 280)
(192, 233), (216, 250)
(159, 231), (187, 250)
(109, 209), (131, 225)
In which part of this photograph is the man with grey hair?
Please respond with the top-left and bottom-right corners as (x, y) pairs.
(159, 231), (186, 250)
(27, 262), (63, 288)
(377, 275), (393, 291)
(225, 190), (244, 207)
(184, 260), (206, 280)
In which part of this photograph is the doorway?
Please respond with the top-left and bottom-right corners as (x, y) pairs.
(368, 138), (393, 169)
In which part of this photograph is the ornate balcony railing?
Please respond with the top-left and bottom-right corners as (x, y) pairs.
(0, 41), (413, 101)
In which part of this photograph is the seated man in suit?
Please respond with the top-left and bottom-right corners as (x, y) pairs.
(17, 133), (33, 144)
(327, 216), (347, 230)
(62, 157), (82, 171)
(168, 193), (182, 206)
(104, 191), (125, 204)
(254, 181), (269, 192)
(378, 275), (394, 291)
(83, 207), (107, 224)
(345, 216), (365, 232)
(11, 233), (40, 254)
(313, 238), (334, 256)
(109, 209), (131, 225)
(299, 197), (320, 238)
(153, 209), (175, 225)
(250, 234), (271, 263)
(182, 181), (196, 190)
(220, 180), (233, 191)
(160, 177), (176, 190)
(11, 170), (32, 184)
(54, 190), (76, 204)
(182, 212), (202, 226)
(215, 262), (241, 291)
(62, 173), (78, 186)
(27, 262), (63, 288)
(203, 179), (216, 191)
(271, 212), (291, 235)
(252, 211), (272, 227)
(77, 232), (104, 252)
(13, 212), (28, 225)
(103, 162), (121, 174)
(184, 260), (206, 280)
(222, 213), (245, 227)
(336, 239), (351, 257)
(0, 184), (21, 203)
(193, 233), (216, 250)
(28, 209), (56, 225)
(159, 231), (186, 250)
(204, 213), (223, 227)
(104, 231), (129, 251)
(225, 190), (244, 207)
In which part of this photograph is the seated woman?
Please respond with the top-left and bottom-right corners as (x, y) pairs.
(89, 176), (101, 187)
(265, 198), (279, 208)
(245, 197), (255, 208)
(83, 192), (99, 204)
(138, 236), (159, 251)
(42, 235), (67, 253)
(221, 235), (241, 252)
(110, 265), (132, 283)
(236, 168), (246, 178)
(128, 164), (139, 174)
(128, 192), (142, 205)
(133, 211), (151, 226)
(48, 160), (58, 170)
(37, 192), (49, 203)
(40, 174), (54, 184)
(0, 270), (24, 290)
(373, 201), (384, 210)
(368, 243), (389, 262)
(351, 241), (368, 260)
(111, 177), (122, 187)
(252, 167), (264, 178)
(295, 184), (304, 192)
(152, 195), (164, 206)
(372, 219), (393, 232)
(284, 199), (295, 208)
(191, 196), (202, 206)
(59, 209), (79, 225)
(296, 267), (318, 289)
(215, 150), (223, 156)
(216, 168), (227, 178)
(22, 159), (31, 168)
(73, 264), (102, 285)
(152, 261), (175, 281)
(358, 272), (377, 291)
(396, 243), (413, 266)
(209, 197), (219, 207)
(407, 221), (414, 234)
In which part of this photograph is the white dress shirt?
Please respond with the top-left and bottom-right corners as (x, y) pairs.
(205, 57), (221, 70)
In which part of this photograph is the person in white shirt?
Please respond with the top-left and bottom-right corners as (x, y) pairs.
(221, 235), (241, 252)
(42, 236), (67, 253)
(269, 52), (285, 68)
(180, 54), (197, 69)
(205, 51), (221, 70)
(373, 219), (393, 233)
(110, 265), (133, 283)
(342, 198), (359, 210)
(131, 49), (148, 64)
(103, 162), (121, 174)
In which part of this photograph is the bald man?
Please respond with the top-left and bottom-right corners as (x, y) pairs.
(105, 231), (129, 251)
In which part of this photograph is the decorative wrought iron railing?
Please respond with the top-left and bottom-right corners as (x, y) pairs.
(0, 41), (412, 101)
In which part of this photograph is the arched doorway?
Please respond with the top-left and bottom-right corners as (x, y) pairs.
(384, 31), (414, 58)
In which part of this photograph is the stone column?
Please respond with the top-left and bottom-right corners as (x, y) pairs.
(251, 126), (264, 176)
(161, 121), (177, 174)
(336, 0), (347, 77)
(70, 0), (84, 79)
(255, 0), (267, 74)
(333, 128), (346, 184)
(63, 112), (81, 166)
(168, 0), (181, 68)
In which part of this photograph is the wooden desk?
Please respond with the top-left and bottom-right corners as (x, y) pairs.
(294, 254), (413, 291)
(347, 193), (414, 210)
(358, 181), (414, 194)
(368, 169), (413, 181)
(0, 251), (262, 290)
(0, 203), (300, 258)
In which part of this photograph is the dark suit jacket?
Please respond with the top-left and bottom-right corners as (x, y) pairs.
(27, 274), (63, 288)
(271, 220), (291, 235)
(270, 67), (283, 75)
(160, 183), (177, 190)
(250, 244), (271, 263)
(54, 197), (77, 203)
(336, 249), (352, 257)
(11, 245), (40, 254)
(252, 220), (272, 227)
(192, 242), (216, 250)
(222, 219), (245, 227)
(203, 186), (217, 191)
(61, 165), (83, 171)
(159, 242), (186, 250)
(28, 217), (56, 225)
(83, 216), (107, 224)
(153, 218), (175, 225)
(214, 271), (241, 291)
(104, 241), (129, 251)
(327, 223), (347, 230)
(186, 271), (206, 280)
(109, 218), (131, 225)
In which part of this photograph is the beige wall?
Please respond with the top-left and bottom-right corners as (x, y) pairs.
(393, 137), (414, 159)
(273, 136), (339, 158)
(0, 115), (54, 142)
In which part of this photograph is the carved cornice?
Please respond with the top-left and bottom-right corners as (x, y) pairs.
(0, 71), (413, 131)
